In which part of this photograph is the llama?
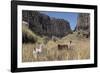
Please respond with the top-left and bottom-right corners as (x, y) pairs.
(58, 44), (68, 50)
(68, 41), (72, 49)
(33, 44), (43, 55)
(58, 41), (73, 50)
(68, 41), (76, 50)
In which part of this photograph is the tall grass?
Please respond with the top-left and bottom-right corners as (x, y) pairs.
(22, 32), (90, 62)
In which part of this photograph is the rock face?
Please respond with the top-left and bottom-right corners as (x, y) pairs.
(75, 13), (90, 32)
(75, 13), (90, 38)
(22, 10), (72, 38)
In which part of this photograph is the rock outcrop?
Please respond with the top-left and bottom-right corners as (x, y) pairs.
(75, 13), (90, 32)
(75, 13), (90, 38)
(22, 10), (72, 38)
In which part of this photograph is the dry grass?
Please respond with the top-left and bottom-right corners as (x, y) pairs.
(22, 32), (90, 62)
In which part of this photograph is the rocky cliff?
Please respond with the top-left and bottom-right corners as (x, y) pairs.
(22, 10), (72, 38)
(74, 13), (90, 38)
(75, 13), (90, 32)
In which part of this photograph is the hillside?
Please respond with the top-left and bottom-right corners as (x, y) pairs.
(22, 10), (72, 38)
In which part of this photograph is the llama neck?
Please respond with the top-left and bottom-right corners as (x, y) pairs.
(38, 44), (42, 49)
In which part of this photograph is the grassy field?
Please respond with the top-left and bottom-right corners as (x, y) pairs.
(22, 32), (90, 62)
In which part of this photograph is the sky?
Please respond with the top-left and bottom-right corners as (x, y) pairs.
(40, 11), (79, 30)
